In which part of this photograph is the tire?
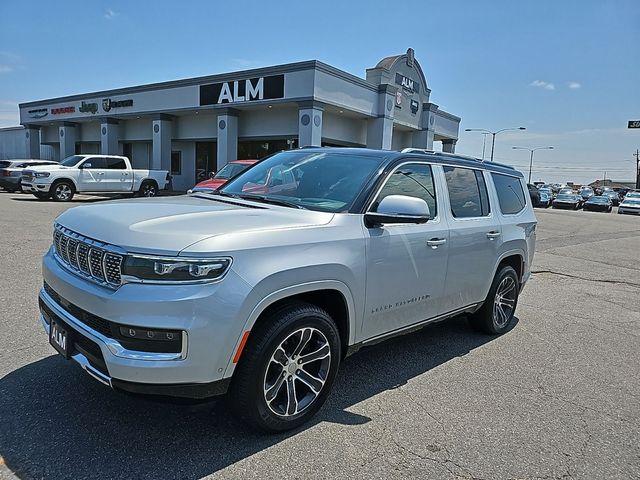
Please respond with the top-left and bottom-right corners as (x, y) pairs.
(469, 266), (519, 335)
(32, 192), (50, 200)
(229, 301), (341, 432)
(51, 180), (75, 202)
(138, 180), (158, 197)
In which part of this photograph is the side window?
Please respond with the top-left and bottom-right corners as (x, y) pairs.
(81, 157), (106, 169)
(106, 157), (127, 169)
(491, 173), (527, 214)
(375, 163), (437, 217)
(443, 166), (490, 218)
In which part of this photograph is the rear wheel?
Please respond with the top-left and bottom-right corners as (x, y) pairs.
(51, 181), (74, 202)
(470, 266), (519, 335)
(138, 180), (158, 197)
(229, 302), (341, 432)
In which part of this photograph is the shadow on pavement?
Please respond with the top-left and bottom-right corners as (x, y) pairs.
(0, 315), (510, 479)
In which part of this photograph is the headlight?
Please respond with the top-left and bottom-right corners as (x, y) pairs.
(121, 255), (232, 284)
(34, 172), (50, 178)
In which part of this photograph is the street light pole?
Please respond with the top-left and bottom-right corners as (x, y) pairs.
(465, 127), (526, 161)
(512, 146), (554, 184)
(481, 133), (489, 160)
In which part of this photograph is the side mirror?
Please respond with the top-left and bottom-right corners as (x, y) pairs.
(209, 172), (216, 179)
(365, 195), (431, 228)
(80, 162), (91, 169)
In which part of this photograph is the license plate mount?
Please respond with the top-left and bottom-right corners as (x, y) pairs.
(49, 318), (72, 359)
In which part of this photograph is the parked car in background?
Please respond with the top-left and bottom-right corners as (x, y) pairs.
(602, 190), (620, 206)
(553, 193), (582, 210)
(188, 159), (258, 193)
(21, 155), (169, 201)
(618, 195), (640, 215)
(538, 186), (553, 201)
(0, 159), (59, 192)
(527, 184), (540, 207)
(37, 147), (536, 432)
(579, 187), (594, 201)
(537, 190), (551, 208)
(583, 195), (612, 212)
(558, 187), (574, 196)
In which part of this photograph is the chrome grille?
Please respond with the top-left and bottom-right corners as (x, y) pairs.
(52, 226), (124, 288)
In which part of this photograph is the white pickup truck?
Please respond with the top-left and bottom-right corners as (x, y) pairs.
(21, 155), (170, 201)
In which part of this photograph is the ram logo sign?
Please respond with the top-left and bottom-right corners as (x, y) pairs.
(200, 75), (284, 105)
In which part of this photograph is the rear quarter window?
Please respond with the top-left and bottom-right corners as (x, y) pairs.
(491, 173), (527, 214)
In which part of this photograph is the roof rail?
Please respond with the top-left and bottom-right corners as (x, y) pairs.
(401, 148), (484, 163)
(400, 148), (435, 154)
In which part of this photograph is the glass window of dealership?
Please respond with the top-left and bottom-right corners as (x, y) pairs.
(18, 49), (460, 191)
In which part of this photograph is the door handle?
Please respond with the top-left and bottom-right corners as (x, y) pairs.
(97, 172), (105, 176)
(123, 172), (129, 175)
(427, 238), (447, 248)
(486, 231), (501, 239)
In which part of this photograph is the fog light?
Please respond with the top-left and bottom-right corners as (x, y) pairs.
(119, 326), (180, 342)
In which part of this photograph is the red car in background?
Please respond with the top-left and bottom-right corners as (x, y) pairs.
(188, 159), (257, 193)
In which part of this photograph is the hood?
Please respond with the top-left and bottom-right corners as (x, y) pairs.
(25, 164), (71, 172)
(55, 194), (334, 255)
(192, 178), (226, 190)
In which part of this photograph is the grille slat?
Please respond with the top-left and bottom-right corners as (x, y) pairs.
(104, 254), (123, 285)
(77, 243), (90, 273)
(89, 248), (105, 281)
(52, 227), (123, 288)
(67, 239), (79, 268)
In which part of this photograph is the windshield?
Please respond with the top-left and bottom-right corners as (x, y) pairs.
(60, 155), (86, 167)
(588, 196), (608, 203)
(623, 198), (640, 205)
(214, 163), (250, 180)
(557, 194), (577, 200)
(220, 151), (385, 212)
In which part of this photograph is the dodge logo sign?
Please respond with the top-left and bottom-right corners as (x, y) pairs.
(200, 75), (284, 105)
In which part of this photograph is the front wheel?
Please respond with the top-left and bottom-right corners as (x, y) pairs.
(470, 266), (519, 335)
(229, 302), (341, 432)
(51, 181), (74, 202)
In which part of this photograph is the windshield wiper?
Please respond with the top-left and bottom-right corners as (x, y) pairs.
(236, 193), (306, 209)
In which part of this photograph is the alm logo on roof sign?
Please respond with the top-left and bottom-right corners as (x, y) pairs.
(200, 75), (284, 105)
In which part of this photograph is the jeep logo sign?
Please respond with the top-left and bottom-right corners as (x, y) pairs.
(200, 75), (284, 105)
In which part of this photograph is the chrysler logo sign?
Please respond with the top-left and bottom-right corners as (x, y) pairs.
(200, 75), (284, 105)
(28, 108), (48, 119)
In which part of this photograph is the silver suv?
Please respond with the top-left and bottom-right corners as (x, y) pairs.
(39, 147), (536, 431)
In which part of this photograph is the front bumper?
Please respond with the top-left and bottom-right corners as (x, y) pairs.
(21, 181), (52, 193)
(618, 207), (640, 215)
(41, 247), (252, 395)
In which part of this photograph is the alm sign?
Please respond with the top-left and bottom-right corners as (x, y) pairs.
(200, 74), (284, 105)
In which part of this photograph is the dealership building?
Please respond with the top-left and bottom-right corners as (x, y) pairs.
(14, 49), (460, 191)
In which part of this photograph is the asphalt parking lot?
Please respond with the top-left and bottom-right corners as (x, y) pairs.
(0, 191), (638, 480)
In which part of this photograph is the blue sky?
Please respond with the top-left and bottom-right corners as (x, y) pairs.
(0, 0), (638, 183)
